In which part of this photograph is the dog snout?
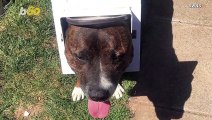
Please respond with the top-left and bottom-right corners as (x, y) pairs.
(88, 87), (110, 101)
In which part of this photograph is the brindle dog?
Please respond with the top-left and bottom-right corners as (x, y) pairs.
(64, 16), (133, 101)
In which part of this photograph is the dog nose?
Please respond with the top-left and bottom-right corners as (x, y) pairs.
(88, 88), (109, 101)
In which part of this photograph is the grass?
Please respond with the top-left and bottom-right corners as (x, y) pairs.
(0, 0), (136, 120)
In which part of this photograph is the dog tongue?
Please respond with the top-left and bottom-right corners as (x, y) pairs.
(88, 99), (111, 118)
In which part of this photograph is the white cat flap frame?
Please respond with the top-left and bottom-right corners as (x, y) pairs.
(51, 0), (141, 74)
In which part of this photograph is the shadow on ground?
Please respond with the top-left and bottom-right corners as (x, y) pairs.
(123, 0), (198, 119)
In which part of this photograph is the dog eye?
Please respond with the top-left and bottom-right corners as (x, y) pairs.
(75, 53), (89, 62)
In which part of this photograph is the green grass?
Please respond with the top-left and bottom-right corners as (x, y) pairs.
(0, 0), (135, 119)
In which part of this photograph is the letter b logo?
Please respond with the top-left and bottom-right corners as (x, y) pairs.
(19, 7), (27, 15)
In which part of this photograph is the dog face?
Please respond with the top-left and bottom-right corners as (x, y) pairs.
(65, 24), (133, 101)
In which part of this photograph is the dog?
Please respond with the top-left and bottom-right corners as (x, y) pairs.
(64, 16), (133, 102)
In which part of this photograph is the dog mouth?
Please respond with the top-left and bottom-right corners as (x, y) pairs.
(88, 98), (111, 119)
(86, 89), (111, 119)
(85, 86), (115, 119)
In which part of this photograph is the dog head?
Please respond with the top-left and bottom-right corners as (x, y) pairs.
(65, 21), (133, 101)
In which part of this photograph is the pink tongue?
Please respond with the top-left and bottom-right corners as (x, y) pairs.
(88, 99), (111, 118)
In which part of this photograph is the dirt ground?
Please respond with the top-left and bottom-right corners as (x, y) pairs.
(128, 0), (212, 120)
